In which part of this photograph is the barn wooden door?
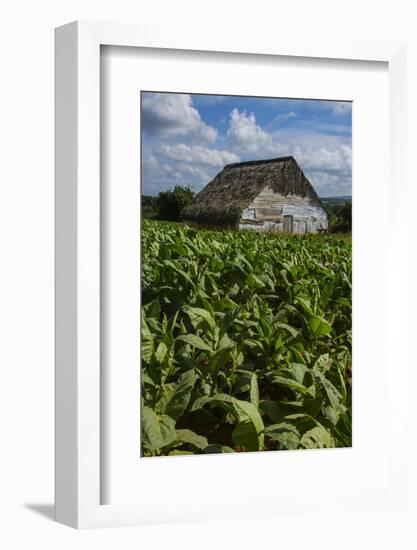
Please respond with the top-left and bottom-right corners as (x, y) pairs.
(283, 215), (293, 233)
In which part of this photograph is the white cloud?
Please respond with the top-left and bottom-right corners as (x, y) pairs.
(224, 109), (351, 196)
(226, 108), (292, 157)
(276, 111), (298, 122)
(157, 143), (240, 166)
(141, 144), (239, 195)
(142, 92), (217, 143)
(331, 102), (352, 115)
(305, 169), (351, 197)
(293, 143), (351, 173)
(227, 108), (279, 155)
(143, 154), (159, 170)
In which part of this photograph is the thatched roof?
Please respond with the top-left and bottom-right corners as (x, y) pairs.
(182, 156), (323, 226)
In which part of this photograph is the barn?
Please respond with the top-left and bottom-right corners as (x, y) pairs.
(182, 156), (328, 234)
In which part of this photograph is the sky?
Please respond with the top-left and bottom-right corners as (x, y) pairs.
(141, 92), (352, 197)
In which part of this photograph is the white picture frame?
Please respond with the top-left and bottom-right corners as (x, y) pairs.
(55, 20), (407, 529)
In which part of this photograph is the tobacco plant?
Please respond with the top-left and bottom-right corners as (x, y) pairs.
(141, 220), (352, 456)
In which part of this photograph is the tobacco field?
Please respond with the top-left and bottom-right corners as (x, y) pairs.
(141, 220), (352, 456)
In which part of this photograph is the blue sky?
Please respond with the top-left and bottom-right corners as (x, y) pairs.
(141, 92), (352, 197)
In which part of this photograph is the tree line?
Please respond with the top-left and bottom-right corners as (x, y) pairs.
(142, 186), (195, 222)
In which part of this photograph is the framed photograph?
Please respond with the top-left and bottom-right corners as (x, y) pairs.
(55, 21), (407, 528)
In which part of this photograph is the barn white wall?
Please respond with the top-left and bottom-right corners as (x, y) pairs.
(240, 187), (328, 233)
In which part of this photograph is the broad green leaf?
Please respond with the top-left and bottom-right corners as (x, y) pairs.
(264, 422), (299, 435)
(155, 342), (168, 363)
(141, 319), (154, 363)
(209, 258), (225, 272)
(158, 369), (197, 420)
(207, 349), (231, 376)
(220, 307), (241, 335)
(342, 272), (352, 289)
(286, 363), (309, 385)
(162, 259), (196, 289)
(274, 334), (283, 351)
(243, 338), (265, 351)
(280, 269), (292, 288)
(276, 323), (300, 339)
(259, 400), (295, 422)
(296, 296), (314, 317)
(323, 404), (339, 426)
(284, 413), (321, 427)
(216, 332), (235, 353)
(142, 407), (176, 450)
(249, 373), (259, 409)
(247, 273), (265, 289)
(309, 315), (332, 337)
(176, 334), (213, 352)
(170, 243), (189, 257)
(300, 426), (335, 449)
(174, 429), (208, 450)
(288, 345), (309, 365)
(314, 353), (332, 373)
(142, 371), (156, 386)
(269, 374), (310, 395)
(189, 394), (264, 451)
(183, 305), (216, 331)
(314, 369), (345, 414)
(231, 399), (264, 452)
(219, 297), (239, 310)
(189, 393), (234, 413)
(266, 431), (300, 450)
(264, 422), (300, 450)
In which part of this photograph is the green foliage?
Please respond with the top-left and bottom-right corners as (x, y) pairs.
(327, 201), (352, 233)
(142, 186), (195, 222)
(141, 220), (352, 456)
(141, 195), (158, 219)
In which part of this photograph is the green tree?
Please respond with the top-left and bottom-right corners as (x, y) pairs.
(155, 186), (195, 221)
(141, 195), (158, 219)
(328, 202), (352, 233)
